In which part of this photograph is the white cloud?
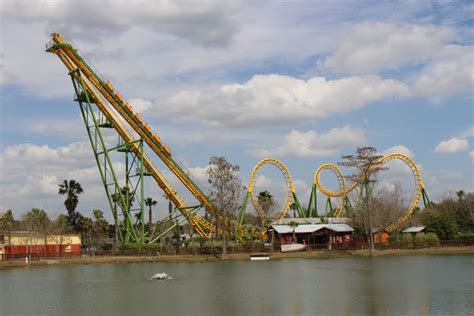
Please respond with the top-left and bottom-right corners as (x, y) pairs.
(320, 22), (456, 74)
(425, 170), (472, 200)
(251, 126), (367, 158)
(128, 98), (153, 114)
(187, 165), (210, 184)
(470, 151), (474, 161)
(382, 145), (415, 158)
(435, 138), (470, 154)
(415, 47), (474, 99)
(458, 126), (474, 139)
(1, 0), (239, 47)
(156, 74), (408, 127)
(0, 142), (124, 219)
(26, 117), (85, 139)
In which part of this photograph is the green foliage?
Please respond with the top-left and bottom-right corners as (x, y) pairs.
(58, 179), (83, 230)
(399, 233), (413, 246)
(424, 233), (440, 246)
(23, 208), (50, 232)
(431, 191), (474, 232)
(202, 240), (223, 248)
(413, 232), (439, 247)
(454, 233), (474, 240)
(120, 243), (162, 250)
(423, 212), (458, 240)
(0, 209), (16, 232)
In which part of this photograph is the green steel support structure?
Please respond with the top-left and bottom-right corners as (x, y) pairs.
(70, 69), (146, 244)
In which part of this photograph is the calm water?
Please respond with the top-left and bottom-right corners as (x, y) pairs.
(0, 255), (473, 315)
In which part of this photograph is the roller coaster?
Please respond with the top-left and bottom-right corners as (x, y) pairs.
(46, 33), (431, 243)
(245, 154), (432, 233)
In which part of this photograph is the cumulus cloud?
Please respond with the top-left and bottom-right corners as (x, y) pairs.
(251, 126), (367, 158)
(0, 142), (121, 218)
(435, 138), (470, 154)
(1, 0), (239, 47)
(320, 22), (456, 74)
(155, 74), (408, 127)
(128, 98), (153, 114)
(415, 47), (474, 99)
(382, 145), (415, 158)
(319, 22), (474, 99)
(458, 126), (474, 139)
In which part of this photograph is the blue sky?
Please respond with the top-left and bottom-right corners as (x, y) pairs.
(0, 0), (473, 221)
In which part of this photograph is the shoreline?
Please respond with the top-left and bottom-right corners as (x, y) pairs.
(1, 246), (473, 269)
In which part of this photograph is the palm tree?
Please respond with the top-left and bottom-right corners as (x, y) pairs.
(162, 193), (173, 220)
(145, 197), (157, 230)
(111, 193), (121, 252)
(24, 208), (51, 257)
(257, 190), (274, 226)
(58, 179), (83, 230)
(288, 220), (299, 243)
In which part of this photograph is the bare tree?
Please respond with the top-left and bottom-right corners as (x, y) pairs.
(207, 156), (243, 259)
(339, 147), (386, 257)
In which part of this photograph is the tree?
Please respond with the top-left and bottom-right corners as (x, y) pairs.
(92, 210), (108, 252)
(80, 216), (94, 250)
(50, 214), (72, 256)
(0, 210), (17, 257)
(58, 179), (84, 230)
(0, 210), (16, 233)
(257, 190), (276, 224)
(111, 193), (121, 253)
(338, 147), (386, 257)
(423, 211), (458, 240)
(288, 220), (299, 243)
(162, 193), (173, 220)
(207, 156), (243, 259)
(22, 208), (51, 257)
(145, 197), (158, 230)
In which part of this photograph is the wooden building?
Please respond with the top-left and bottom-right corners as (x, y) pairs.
(268, 223), (354, 249)
(0, 231), (81, 260)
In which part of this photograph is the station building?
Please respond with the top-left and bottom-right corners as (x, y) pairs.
(0, 231), (81, 260)
(268, 218), (354, 249)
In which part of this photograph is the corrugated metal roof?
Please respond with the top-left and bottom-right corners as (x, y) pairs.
(270, 223), (354, 234)
(401, 226), (426, 233)
(272, 217), (351, 225)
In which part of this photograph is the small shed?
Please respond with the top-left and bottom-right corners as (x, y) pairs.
(401, 226), (426, 234)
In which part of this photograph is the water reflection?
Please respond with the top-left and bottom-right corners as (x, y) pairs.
(0, 255), (472, 315)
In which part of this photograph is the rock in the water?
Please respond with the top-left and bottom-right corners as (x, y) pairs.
(150, 272), (173, 280)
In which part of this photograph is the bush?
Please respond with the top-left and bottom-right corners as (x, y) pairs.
(424, 232), (439, 246)
(454, 233), (474, 240)
(202, 240), (222, 248)
(120, 243), (162, 251)
(400, 234), (413, 246)
(423, 212), (458, 240)
(414, 233), (426, 247)
(412, 232), (439, 247)
(388, 234), (399, 243)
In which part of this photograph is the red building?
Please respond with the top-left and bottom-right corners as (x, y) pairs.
(0, 231), (81, 260)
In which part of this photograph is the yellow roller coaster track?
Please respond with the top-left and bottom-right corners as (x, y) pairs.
(248, 158), (295, 223)
(314, 152), (426, 232)
(314, 164), (348, 217)
(47, 33), (219, 237)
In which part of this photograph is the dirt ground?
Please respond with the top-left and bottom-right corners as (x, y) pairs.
(1, 245), (473, 269)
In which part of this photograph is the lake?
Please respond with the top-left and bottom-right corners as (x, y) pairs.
(0, 254), (473, 315)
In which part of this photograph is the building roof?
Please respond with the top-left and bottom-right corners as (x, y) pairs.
(270, 223), (354, 234)
(272, 217), (351, 225)
(401, 226), (426, 233)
